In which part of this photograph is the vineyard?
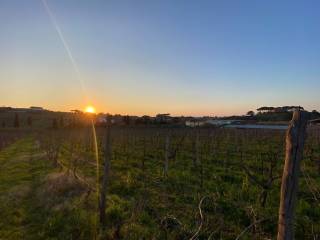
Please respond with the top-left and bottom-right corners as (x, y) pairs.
(1, 124), (320, 239)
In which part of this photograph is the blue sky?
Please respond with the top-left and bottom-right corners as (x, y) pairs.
(1, 0), (320, 116)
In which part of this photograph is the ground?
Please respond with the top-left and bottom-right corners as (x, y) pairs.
(1, 127), (320, 239)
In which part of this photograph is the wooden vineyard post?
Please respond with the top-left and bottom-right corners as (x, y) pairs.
(277, 110), (309, 240)
(99, 116), (112, 226)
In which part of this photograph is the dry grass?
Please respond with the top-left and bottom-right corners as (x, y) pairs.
(41, 172), (87, 198)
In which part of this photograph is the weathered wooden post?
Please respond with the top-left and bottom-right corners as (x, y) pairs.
(99, 116), (111, 226)
(277, 110), (308, 240)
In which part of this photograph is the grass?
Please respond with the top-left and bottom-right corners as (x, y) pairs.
(1, 127), (320, 239)
(0, 138), (94, 240)
(0, 138), (48, 238)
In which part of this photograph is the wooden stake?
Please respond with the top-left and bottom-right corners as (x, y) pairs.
(277, 110), (308, 240)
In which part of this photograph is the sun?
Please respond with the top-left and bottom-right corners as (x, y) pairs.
(85, 106), (96, 113)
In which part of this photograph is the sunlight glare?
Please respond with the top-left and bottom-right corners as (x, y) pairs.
(85, 106), (96, 113)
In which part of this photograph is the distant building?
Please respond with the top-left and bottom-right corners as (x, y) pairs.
(29, 106), (44, 111)
(96, 115), (107, 124)
(29, 106), (45, 112)
(185, 120), (206, 127)
(155, 113), (171, 123)
(71, 110), (83, 114)
(2, 106), (46, 113)
(185, 119), (241, 127)
(12, 108), (29, 113)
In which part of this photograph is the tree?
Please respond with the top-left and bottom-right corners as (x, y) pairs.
(14, 113), (19, 128)
(246, 111), (255, 116)
(122, 115), (130, 125)
(311, 110), (320, 119)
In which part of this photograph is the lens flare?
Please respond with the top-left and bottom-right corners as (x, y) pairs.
(41, 0), (87, 99)
(41, 1), (100, 234)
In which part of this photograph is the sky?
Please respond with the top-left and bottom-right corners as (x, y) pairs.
(0, 0), (320, 116)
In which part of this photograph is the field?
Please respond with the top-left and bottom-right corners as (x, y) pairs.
(1, 125), (320, 239)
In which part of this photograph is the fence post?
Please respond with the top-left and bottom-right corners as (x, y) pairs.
(277, 110), (308, 240)
(99, 116), (111, 226)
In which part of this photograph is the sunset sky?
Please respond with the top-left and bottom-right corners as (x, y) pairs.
(1, 0), (320, 116)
